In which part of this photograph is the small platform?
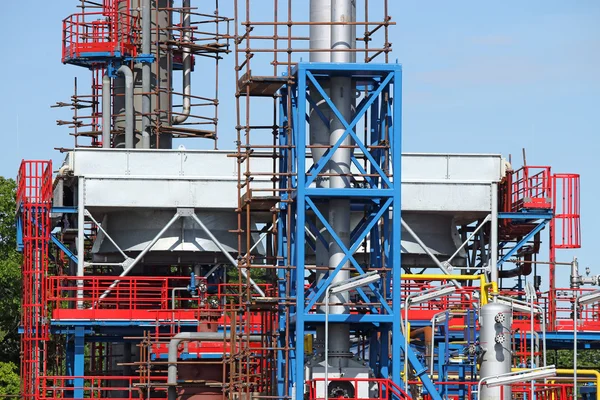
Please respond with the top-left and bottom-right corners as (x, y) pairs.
(238, 71), (289, 96)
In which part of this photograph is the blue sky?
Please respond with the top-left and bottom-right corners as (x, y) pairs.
(0, 1), (598, 286)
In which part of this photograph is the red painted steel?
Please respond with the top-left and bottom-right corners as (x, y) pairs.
(62, 0), (137, 63)
(41, 375), (155, 399)
(416, 381), (574, 400)
(307, 378), (412, 400)
(552, 173), (581, 249)
(17, 160), (53, 400)
(508, 166), (553, 212)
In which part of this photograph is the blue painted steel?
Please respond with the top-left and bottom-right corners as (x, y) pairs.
(73, 326), (85, 398)
(52, 206), (78, 214)
(498, 212), (553, 220)
(64, 53), (154, 69)
(293, 66), (307, 400)
(16, 215), (23, 252)
(51, 233), (79, 263)
(498, 221), (548, 265)
(276, 62), (442, 400)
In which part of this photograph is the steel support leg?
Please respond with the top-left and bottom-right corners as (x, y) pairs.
(73, 326), (85, 398)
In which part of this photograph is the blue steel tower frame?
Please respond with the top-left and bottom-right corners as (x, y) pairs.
(275, 62), (440, 400)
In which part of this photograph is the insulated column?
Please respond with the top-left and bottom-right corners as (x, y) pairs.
(310, 0), (332, 357)
(326, 0), (356, 369)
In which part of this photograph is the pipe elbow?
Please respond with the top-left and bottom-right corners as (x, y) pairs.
(117, 65), (133, 81)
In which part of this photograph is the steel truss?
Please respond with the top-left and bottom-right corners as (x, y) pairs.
(275, 62), (440, 400)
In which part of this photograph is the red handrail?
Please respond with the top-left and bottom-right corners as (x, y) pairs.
(62, 1), (137, 63)
(307, 378), (412, 400)
(507, 166), (553, 212)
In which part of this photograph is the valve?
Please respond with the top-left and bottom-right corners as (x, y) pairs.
(494, 312), (505, 324)
(495, 334), (505, 344)
(208, 297), (219, 309)
(187, 272), (198, 297)
(466, 344), (478, 356)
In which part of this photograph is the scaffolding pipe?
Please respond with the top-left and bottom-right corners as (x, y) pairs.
(167, 332), (262, 400)
(102, 75), (111, 148)
(141, 0), (151, 148)
(172, 0), (191, 124)
(117, 65), (134, 148)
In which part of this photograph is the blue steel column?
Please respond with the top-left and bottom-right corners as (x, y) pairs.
(391, 67), (403, 385)
(294, 67), (307, 400)
(73, 326), (85, 398)
(285, 63), (440, 399)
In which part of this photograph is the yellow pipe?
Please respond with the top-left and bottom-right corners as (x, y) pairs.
(513, 368), (600, 400)
(402, 274), (495, 306)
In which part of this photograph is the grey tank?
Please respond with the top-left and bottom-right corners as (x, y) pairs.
(479, 302), (512, 400)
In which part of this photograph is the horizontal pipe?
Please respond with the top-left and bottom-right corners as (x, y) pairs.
(402, 274), (496, 306)
(512, 368), (600, 400)
(168, 332), (262, 400)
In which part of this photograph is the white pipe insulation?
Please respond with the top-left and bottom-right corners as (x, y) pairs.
(326, 0), (356, 368)
(102, 75), (111, 148)
(172, 0), (192, 125)
(117, 65), (134, 149)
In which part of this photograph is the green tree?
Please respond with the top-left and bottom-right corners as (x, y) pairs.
(546, 349), (600, 369)
(0, 361), (19, 396)
(0, 177), (21, 365)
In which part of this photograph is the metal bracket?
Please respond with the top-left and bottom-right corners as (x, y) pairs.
(177, 208), (195, 217)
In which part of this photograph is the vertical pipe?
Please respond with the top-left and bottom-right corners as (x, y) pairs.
(117, 65), (134, 148)
(310, 0), (331, 356)
(102, 75), (111, 148)
(491, 183), (499, 289)
(141, 0), (151, 148)
(172, 0), (191, 124)
(327, 0), (355, 369)
(530, 291), (535, 395)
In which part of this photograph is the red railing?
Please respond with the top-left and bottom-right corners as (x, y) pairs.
(17, 160), (53, 208)
(62, 0), (137, 63)
(512, 382), (575, 399)
(507, 166), (553, 212)
(307, 378), (412, 400)
(553, 173), (581, 249)
(41, 375), (155, 399)
(47, 276), (274, 327)
(413, 381), (574, 400)
(499, 288), (600, 332)
(416, 381), (476, 399)
(18, 160), (53, 400)
(402, 282), (480, 322)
